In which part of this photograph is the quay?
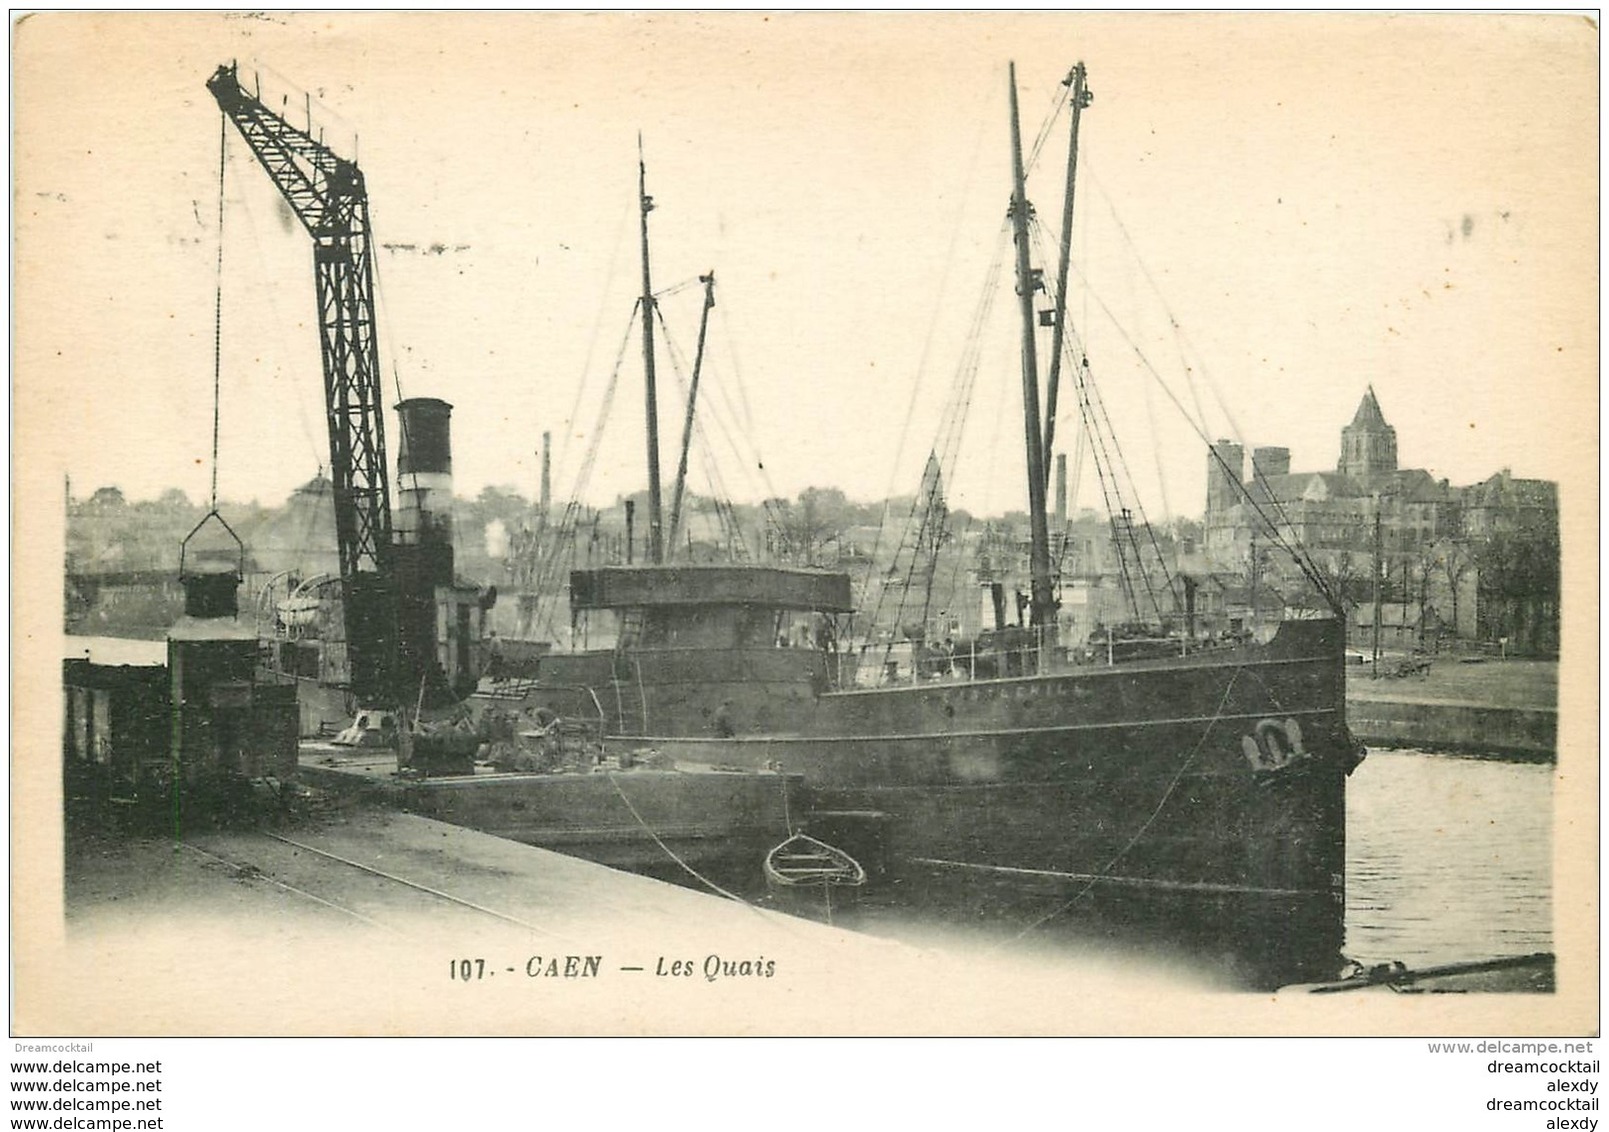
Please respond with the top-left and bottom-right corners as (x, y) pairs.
(41, 808), (1288, 1036)
(297, 743), (800, 874)
(40, 806), (1580, 1035)
(1345, 658), (1558, 760)
(51, 809), (923, 1035)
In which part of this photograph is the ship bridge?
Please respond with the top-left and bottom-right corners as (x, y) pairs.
(569, 565), (853, 652)
(528, 566), (856, 736)
(570, 566), (852, 612)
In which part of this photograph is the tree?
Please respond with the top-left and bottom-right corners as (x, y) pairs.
(154, 487), (196, 511)
(1474, 523), (1560, 654)
(771, 488), (848, 566)
(1308, 519), (1370, 614)
(1432, 541), (1471, 639)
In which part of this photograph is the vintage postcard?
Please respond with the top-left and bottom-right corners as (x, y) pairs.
(11, 12), (1597, 1040)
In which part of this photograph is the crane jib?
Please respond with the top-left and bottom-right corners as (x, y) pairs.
(206, 62), (403, 708)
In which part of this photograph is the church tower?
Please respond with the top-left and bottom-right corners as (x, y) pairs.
(1206, 439), (1244, 515)
(1338, 385), (1398, 478)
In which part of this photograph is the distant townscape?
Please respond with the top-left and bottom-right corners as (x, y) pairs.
(1200, 388), (1558, 657)
(67, 387), (1558, 659)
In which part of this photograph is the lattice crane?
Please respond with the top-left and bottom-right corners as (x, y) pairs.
(206, 62), (399, 707)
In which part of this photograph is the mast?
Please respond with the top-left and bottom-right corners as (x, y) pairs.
(667, 271), (717, 556)
(1042, 63), (1091, 491)
(1008, 64), (1057, 642)
(638, 135), (666, 564)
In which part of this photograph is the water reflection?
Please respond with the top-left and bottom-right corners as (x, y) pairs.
(1344, 748), (1552, 968)
(747, 749), (1553, 989)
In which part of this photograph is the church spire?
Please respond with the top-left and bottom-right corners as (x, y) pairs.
(1339, 386), (1398, 477)
(1350, 384), (1389, 429)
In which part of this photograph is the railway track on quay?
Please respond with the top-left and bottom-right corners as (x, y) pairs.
(178, 829), (580, 944)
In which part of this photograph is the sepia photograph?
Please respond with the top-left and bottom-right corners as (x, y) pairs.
(11, 9), (1596, 1061)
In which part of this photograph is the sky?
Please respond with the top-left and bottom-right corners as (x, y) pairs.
(15, 12), (1598, 525)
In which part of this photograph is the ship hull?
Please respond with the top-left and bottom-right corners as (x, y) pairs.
(591, 619), (1359, 980)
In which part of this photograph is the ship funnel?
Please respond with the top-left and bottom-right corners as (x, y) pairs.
(395, 397), (454, 554)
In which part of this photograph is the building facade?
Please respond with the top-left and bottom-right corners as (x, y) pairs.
(1203, 388), (1558, 655)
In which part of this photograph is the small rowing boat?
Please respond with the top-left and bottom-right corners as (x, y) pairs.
(764, 832), (866, 890)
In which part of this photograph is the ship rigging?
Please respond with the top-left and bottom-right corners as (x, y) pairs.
(485, 62), (1363, 984)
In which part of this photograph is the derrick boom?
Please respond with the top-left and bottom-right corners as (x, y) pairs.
(207, 63), (397, 706)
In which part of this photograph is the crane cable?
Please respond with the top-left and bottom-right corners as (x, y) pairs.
(210, 112), (227, 510)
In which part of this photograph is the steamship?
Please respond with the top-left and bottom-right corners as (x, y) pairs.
(482, 64), (1364, 981)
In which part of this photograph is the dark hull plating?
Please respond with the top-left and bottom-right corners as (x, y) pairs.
(581, 619), (1358, 979)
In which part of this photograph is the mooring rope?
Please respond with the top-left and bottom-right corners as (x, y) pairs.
(603, 770), (814, 939)
(995, 666), (1246, 946)
(604, 770), (748, 904)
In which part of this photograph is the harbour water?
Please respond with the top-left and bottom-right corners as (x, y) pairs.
(1343, 747), (1553, 969)
(753, 747), (1554, 988)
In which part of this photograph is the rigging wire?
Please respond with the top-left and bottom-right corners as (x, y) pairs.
(513, 192), (640, 637)
(658, 302), (753, 519)
(1070, 350), (1174, 623)
(1080, 163), (1334, 607)
(1066, 248), (1324, 593)
(995, 667), (1245, 946)
(550, 190), (638, 500)
(215, 123), (323, 471)
(1053, 397), (1089, 589)
(1027, 135), (1333, 616)
(865, 219), (1010, 620)
(658, 294), (755, 498)
(1062, 339), (1142, 617)
(1085, 161), (1216, 439)
(1024, 70), (1070, 175)
(651, 300), (751, 557)
(857, 91), (995, 612)
(1026, 209), (1149, 621)
(1062, 253), (1336, 607)
(1032, 213), (1183, 624)
(529, 303), (640, 638)
(660, 283), (789, 546)
(357, 183), (430, 569)
(563, 191), (637, 482)
(712, 300), (759, 440)
(865, 220), (1011, 654)
(936, 509), (975, 634)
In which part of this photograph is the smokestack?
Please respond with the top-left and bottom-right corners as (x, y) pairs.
(540, 431), (552, 515)
(396, 398), (454, 545)
(395, 397), (455, 592)
(1055, 454), (1068, 527)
